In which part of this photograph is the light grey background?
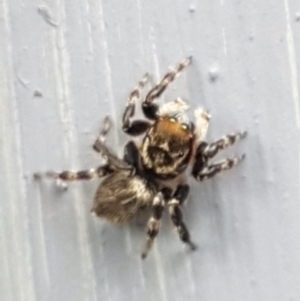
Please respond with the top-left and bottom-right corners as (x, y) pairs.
(0, 0), (300, 300)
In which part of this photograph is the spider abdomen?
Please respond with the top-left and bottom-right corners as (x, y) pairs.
(91, 171), (157, 223)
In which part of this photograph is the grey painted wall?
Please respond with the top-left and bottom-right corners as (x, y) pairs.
(1, 0), (300, 300)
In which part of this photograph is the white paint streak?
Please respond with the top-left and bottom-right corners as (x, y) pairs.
(284, 0), (300, 197)
(0, 58), (15, 301)
(52, 1), (97, 300)
(222, 28), (227, 56)
(137, 258), (146, 289)
(52, 22), (74, 157)
(87, 9), (94, 57)
(2, 1), (36, 301)
(150, 28), (164, 104)
(185, 257), (196, 298)
(284, 0), (300, 129)
(85, 0), (94, 56)
(35, 186), (50, 286)
(153, 246), (169, 301)
(98, 0), (118, 143)
(136, 0), (145, 58)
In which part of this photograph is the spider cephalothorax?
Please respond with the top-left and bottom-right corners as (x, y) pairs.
(36, 58), (246, 259)
(141, 115), (195, 179)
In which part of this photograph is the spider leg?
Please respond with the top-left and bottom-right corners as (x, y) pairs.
(36, 164), (114, 182)
(203, 131), (247, 159)
(143, 57), (192, 120)
(93, 116), (132, 171)
(193, 107), (211, 142)
(142, 192), (165, 259)
(123, 141), (140, 170)
(168, 185), (196, 250)
(34, 117), (132, 184)
(122, 74), (151, 136)
(191, 142), (209, 178)
(194, 155), (245, 182)
(93, 115), (112, 144)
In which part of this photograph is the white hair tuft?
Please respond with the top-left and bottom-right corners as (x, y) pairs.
(194, 107), (211, 141)
(158, 98), (189, 117)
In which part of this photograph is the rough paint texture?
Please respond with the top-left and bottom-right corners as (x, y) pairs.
(0, 0), (300, 300)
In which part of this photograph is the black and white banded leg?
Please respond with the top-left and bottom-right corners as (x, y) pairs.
(39, 164), (114, 182)
(203, 131), (247, 159)
(195, 155), (245, 182)
(143, 57), (192, 120)
(168, 185), (197, 250)
(93, 116), (132, 171)
(192, 131), (246, 181)
(142, 192), (165, 259)
(34, 116), (129, 184)
(122, 74), (151, 136)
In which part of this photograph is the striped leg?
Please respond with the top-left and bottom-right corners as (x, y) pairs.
(203, 131), (247, 159)
(122, 74), (151, 136)
(143, 57), (192, 120)
(43, 164), (114, 182)
(93, 116), (132, 171)
(168, 185), (196, 250)
(142, 192), (165, 259)
(34, 116), (131, 184)
(195, 155), (245, 182)
(33, 164), (114, 189)
(92, 115), (111, 151)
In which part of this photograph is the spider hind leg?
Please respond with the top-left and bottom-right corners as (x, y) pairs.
(42, 165), (114, 182)
(168, 184), (196, 250)
(142, 192), (165, 259)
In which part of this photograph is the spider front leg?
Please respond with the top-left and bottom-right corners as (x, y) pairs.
(202, 131), (247, 159)
(143, 57), (192, 120)
(168, 185), (197, 250)
(122, 74), (151, 136)
(194, 155), (245, 182)
(142, 192), (165, 259)
(192, 131), (247, 181)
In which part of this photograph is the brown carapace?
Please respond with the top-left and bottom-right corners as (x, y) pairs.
(140, 116), (194, 179)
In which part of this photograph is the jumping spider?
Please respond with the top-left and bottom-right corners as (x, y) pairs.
(35, 57), (246, 259)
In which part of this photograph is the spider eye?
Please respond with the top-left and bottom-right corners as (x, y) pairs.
(181, 123), (189, 131)
(169, 117), (177, 123)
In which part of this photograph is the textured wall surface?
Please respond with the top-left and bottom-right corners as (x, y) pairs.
(1, 0), (300, 300)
